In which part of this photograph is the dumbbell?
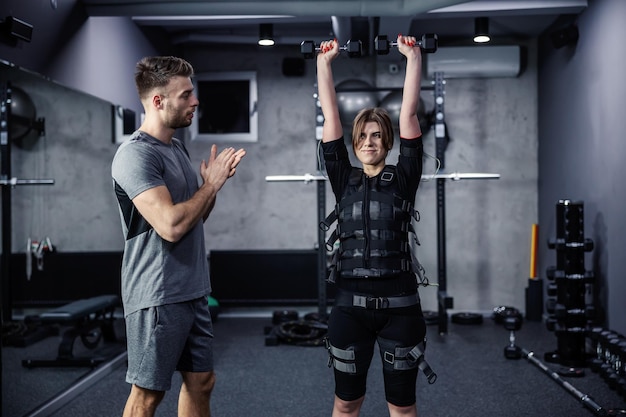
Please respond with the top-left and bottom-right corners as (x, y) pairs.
(503, 315), (522, 360)
(554, 304), (595, 319)
(300, 39), (362, 59)
(548, 237), (594, 251)
(374, 34), (438, 55)
(547, 283), (558, 297)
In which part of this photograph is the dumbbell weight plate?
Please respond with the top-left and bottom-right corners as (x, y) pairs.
(423, 310), (438, 325)
(492, 305), (521, 324)
(451, 312), (483, 325)
(374, 35), (392, 55)
(557, 367), (585, 377)
(345, 40), (362, 58)
(420, 34), (438, 53)
(272, 309), (299, 325)
(300, 40), (316, 59)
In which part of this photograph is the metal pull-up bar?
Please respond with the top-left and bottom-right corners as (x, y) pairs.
(265, 172), (501, 183)
(265, 169), (500, 324)
(0, 178), (54, 186)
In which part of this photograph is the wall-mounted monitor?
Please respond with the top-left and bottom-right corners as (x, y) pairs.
(190, 71), (258, 143)
(112, 105), (136, 144)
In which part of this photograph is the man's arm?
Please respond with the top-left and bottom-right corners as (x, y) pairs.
(133, 145), (245, 242)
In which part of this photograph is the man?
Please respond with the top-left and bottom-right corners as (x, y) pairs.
(111, 56), (245, 417)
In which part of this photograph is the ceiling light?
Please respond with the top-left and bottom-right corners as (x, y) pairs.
(258, 23), (274, 46)
(473, 17), (490, 43)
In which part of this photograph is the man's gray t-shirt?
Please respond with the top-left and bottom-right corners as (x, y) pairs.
(111, 131), (210, 317)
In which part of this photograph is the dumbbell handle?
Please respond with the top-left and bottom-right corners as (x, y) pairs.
(314, 44), (349, 52)
(389, 40), (422, 48)
(314, 39), (361, 52)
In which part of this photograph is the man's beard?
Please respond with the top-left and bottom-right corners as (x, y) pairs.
(169, 112), (193, 130)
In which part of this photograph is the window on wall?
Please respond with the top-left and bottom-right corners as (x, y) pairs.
(190, 71), (258, 143)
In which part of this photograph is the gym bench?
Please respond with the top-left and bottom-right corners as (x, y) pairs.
(22, 294), (123, 368)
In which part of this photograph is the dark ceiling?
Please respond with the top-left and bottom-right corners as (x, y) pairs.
(78, 0), (587, 47)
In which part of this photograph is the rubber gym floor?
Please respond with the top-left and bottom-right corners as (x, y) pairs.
(2, 307), (625, 417)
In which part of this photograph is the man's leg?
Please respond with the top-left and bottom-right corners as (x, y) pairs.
(122, 384), (165, 417)
(178, 370), (216, 417)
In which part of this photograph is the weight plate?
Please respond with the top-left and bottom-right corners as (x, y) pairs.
(80, 328), (103, 349)
(557, 367), (585, 377)
(492, 305), (521, 324)
(451, 312), (483, 325)
(272, 310), (299, 325)
(423, 310), (438, 325)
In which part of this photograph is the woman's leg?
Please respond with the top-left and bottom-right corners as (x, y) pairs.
(332, 394), (365, 417)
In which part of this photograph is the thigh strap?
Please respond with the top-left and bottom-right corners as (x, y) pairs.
(379, 338), (438, 384)
(325, 338), (356, 374)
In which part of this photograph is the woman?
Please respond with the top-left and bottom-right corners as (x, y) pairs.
(317, 35), (435, 417)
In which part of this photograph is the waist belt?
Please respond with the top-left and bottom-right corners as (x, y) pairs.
(335, 291), (420, 309)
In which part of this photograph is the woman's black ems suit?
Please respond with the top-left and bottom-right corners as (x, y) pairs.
(321, 137), (437, 407)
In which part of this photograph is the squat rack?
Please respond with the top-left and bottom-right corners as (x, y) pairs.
(266, 72), (499, 333)
(0, 81), (55, 415)
(0, 82), (54, 322)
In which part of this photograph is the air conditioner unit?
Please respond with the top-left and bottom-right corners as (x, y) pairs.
(426, 45), (521, 78)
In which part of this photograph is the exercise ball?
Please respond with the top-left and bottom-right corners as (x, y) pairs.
(336, 79), (378, 125)
(10, 86), (36, 141)
(379, 90), (402, 127)
(380, 90), (432, 135)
